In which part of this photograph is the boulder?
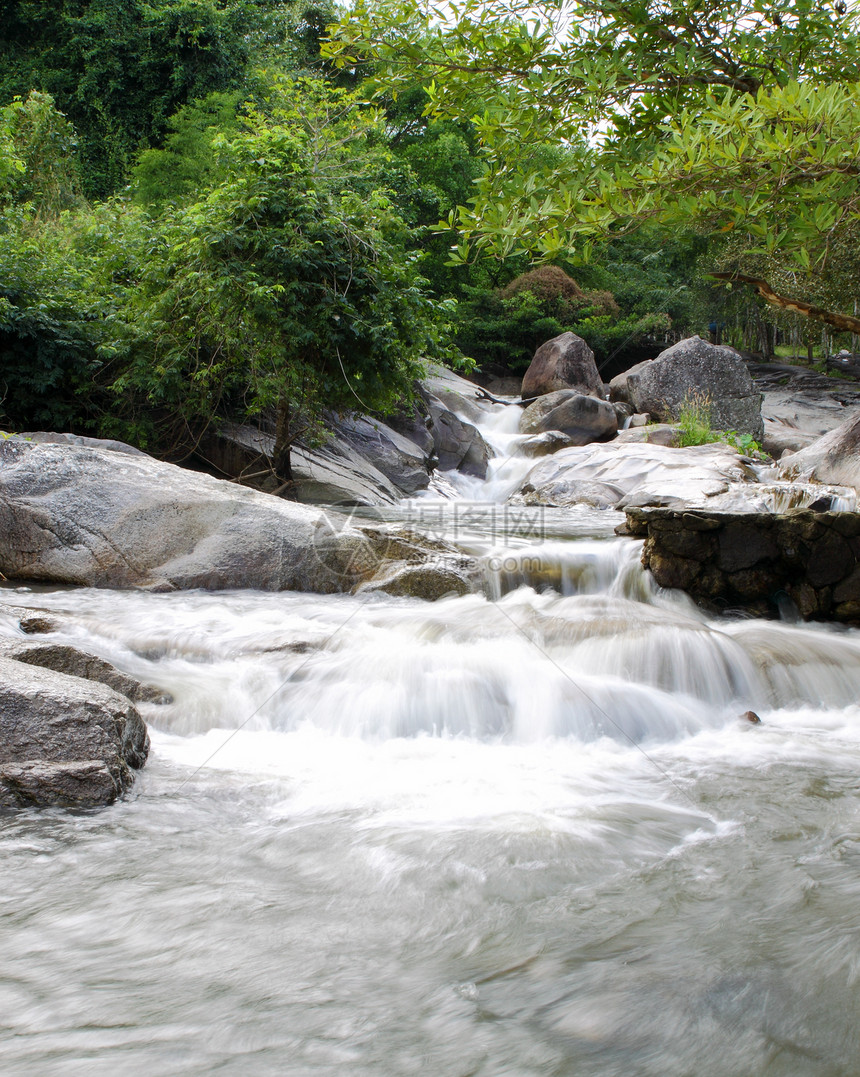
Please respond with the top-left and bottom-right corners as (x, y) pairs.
(615, 423), (681, 447)
(609, 361), (653, 405)
(626, 336), (763, 439)
(484, 377), (523, 397)
(521, 332), (605, 400)
(514, 441), (753, 510)
(0, 657), (149, 809)
(518, 431), (579, 458)
(519, 390), (618, 444)
(612, 401), (634, 427)
(427, 406), (490, 478)
(199, 422), (405, 506)
(329, 413), (431, 494)
(778, 412), (860, 491)
(421, 363), (487, 424)
(20, 431), (147, 457)
(0, 437), (410, 592)
(383, 397), (436, 457)
(358, 562), (478, 600)
(0, 638), (168, 704)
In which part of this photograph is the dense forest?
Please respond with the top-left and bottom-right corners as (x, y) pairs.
(2, 0), (860, 474)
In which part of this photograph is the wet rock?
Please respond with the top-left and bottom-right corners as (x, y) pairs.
(0, 638), (168, 704)
(514, 442), (751, 511)
(741, 710), (762, 724)
(521, 332), (604, 400)
(0, 657), (149, 809)
(331, 413), (431, 495)
(519, 391), (617, 444)
(518, 431), (579, 458)
(629, 507), (860, 625)
(427, 406), (490, 478)
(18, 613), (60, 634)
(778, 411), (860, 492)
(762, 420), (816, 460)
(612, 401), (634, 426)
(0, 437), (409, 593)
(359, 562), (477, 601)
(626, 336), (763, 439)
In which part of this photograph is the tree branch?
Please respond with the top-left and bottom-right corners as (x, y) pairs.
(709, 272), (860, 334)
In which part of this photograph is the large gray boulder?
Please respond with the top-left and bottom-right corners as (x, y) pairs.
(384, 398), (436, 457)
(21, 431), (147, 457)
(513, 441), (754, 510)
(332, 414), (431, 494)
(521, 332), (604, 400)
(421, 363), (487, 424)
(0, 437), (399, 592)
(199, 422), (406, 506)
(0, 657), (149, 809)
(426, 405), (490, 478)
(778, 412), (860, 491)
(609, 361), (653, 405)
(626, 336), (763, 439)
(519, 390), (617, 444)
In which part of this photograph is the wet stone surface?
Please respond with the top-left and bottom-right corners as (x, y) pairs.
(624, 508), (860, 623)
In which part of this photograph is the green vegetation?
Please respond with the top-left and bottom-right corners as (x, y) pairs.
(2, 0), (860, 473)
(329, 0), (860, 338)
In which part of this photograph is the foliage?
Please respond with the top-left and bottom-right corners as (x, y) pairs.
(114, 75), (451, 470)
(675, 392), (717, 448)
(454, 280), (668, 372)
(500, 266), (583, 304)
(327, 0), (860, 325)
(0, 92), (81, 216)
(0, 199), (145, 431)
(0, 0), (329, 197)
(131, 91), (242, 210)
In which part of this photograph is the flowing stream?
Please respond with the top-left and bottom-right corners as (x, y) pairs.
(2, 400), (860, 1075)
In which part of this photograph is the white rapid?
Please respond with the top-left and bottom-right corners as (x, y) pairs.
(2, 393), (860, 1076)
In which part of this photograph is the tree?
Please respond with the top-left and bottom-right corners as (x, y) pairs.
(0, 91), (82, 217)
(327, 0), (860, 333)
(115, 76), (451, 480)
(0, 0), (327, 197)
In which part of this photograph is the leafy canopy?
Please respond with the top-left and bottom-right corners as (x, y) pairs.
(326, 0), (860, 276)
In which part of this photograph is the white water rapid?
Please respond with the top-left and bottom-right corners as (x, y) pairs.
(2, 395), (860, 1076)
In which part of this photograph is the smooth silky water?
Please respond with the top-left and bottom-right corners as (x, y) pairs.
(2, 398), (860, 1076)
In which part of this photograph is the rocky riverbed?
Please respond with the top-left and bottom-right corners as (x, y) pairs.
(3, 333), (860, 810)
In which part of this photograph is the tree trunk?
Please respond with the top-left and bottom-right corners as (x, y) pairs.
(710, 273), (860, 335)
(273, 396), (294, 487)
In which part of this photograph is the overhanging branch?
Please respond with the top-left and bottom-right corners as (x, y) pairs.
(709, 272), (860, 334)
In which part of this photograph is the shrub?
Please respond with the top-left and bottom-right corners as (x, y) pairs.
(500, 265), (584, 304)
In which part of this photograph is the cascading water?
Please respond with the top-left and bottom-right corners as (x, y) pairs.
(2, 394), (860, 1076)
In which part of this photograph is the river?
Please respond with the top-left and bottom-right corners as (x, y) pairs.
(2, 400), (860, 1075)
